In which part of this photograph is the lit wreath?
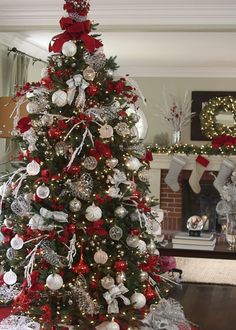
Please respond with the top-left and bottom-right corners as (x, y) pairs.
(200, 96), (236, 139)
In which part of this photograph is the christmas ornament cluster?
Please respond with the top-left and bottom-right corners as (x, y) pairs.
(0, 0), (169, 329)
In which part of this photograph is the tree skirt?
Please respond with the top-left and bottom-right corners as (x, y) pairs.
(176, 257), (236, 285)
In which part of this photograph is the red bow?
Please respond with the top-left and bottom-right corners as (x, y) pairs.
(49, 17), (102, 53)
(90, 140), (111, 160)
(86, 219), (108, 236)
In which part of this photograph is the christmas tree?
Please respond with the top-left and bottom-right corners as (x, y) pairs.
(0, 1), (170, 329)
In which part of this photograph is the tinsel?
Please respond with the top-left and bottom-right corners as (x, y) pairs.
(0, 316), (40, 330)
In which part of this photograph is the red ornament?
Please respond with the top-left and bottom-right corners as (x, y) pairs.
(3, 236), (11, 245)
(65, 164), (80, 175)
(68, 223), (77, 234)
(86, 84), (99, 96)
(131, 228), (141, 236)
(144, 283), (156, 301)
(90, 280), (98, 289)
(72, 245), (90, 274)
(41, 76), (53, 90)
(48, 127), (62, 139)
(16, 117), (32, 133)
(1, 226), (13, 236)
(114, 260), (128, 272)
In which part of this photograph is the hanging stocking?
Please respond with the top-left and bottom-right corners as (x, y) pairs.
(164, 155), (187, 192)
(189, 155), (209, 194)
(213, 158), (235, 193)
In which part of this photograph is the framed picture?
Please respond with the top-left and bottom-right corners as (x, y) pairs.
(191, 91), (236, 141)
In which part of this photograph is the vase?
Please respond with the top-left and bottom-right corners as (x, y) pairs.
(171, 130), (181, 145)
(225, 212), (236, 250)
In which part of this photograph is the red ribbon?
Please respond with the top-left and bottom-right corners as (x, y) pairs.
(49, 17), (102, 53)
(196, 155), (209, 167)
(90, 140), (112, 160)
(86, 219), (108, 236)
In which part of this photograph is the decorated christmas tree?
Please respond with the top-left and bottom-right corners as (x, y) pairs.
(0, 1), (178, 329)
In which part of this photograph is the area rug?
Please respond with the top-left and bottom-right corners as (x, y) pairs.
(176, 257), (236, 285)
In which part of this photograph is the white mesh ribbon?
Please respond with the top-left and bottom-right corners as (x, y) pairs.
(103, 283), (130, 314)
(141, 298), (191, 330)
(66, 74), (89, 105)
(0, 315), (40, 330)
(40, 207), (68, 222)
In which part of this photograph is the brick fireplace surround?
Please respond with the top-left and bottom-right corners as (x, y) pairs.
(149, 154), (236, 232)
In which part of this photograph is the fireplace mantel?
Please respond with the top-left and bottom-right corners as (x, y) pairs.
(149, 153), (236, 200)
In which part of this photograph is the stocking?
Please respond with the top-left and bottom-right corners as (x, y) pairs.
(164, 155), (186, 192)
(213, 158), (235, 193)
(189, 155), (209, 194)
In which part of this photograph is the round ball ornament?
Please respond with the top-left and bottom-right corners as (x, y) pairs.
(10, 235), (24, 250)
(101, 275), (115, 290)
(114, 206), (128, 219)
(6, 248), (17, 260)
(26, 101), (39, 114)
(147, 240), (156, 254)
(83, 66), (96, 81)
(85, 203), (102, 222)
(69, 198), (82, 213)
(126, 235), (139, 248)
(138, 169), (150, 183)
(62, 40), (77, 57)
(48, 127), (62, 139)
(139, 271), (148, 283)
(114, 260), (127, 272)
(137, 240), (147, 253)
(26, 160), (40, 176)
(41, 114), (54, 126)
(3, 269), (17, 285)
(144, 283), (157, 301)
(130, 292), (146, 309)
(46, 274), (63, 291)
(3, 218), (14, 229)
(126, 157), (141, 171)
(36, 185), (50, 199)
(106, 321), (120, 330)
(83, 156), (97, 170)
(106, 158), (118, 169)
(52, 90), (68, 107)
(109, 226), (123, 241)
(99, 124), (114, 139)
(94, 249), (108, 264)
(55, 141), (68, 156)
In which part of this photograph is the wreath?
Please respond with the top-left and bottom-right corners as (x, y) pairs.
(200, 96), (236, 139)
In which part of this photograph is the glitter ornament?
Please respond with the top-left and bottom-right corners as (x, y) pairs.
(109, 226), (123, 241)
(85, 203), (102, 222)
(138, 169), (150, 183)
(52, 90), (68, 107)
(101, 275), (115, 290)
(26, 101), (39, 114)
(10, 235), (24, 250)
(139, 271), (149, 283)
(3, 269), (17, 285)
(83, 66), (96, 81)
(116, 271), (126, 284)
(6, 248), (17, 260)
(46, 274), (63, 291)
(115, 122), (130, 137)
(62, 40), (77, 57)
(84, 48), (106, 70)
(94, 249), (108, 264)
(144, 283), (157, 301)
(114, 206), (128, 219)
(126, 157), (142, 171)
(130, 292), (146, 309)
(55, 141), (69, 156)
(36, 185), (50, 199)
(26, 160), (40, 176)
(99, 124), (114, 139)
(137, 240), (147, 253)
(126, 235), (140, 248)
(71, 173), (93, 200)
(106, 158), (118, 169)
(41, 114), (54, 126)
(69, 198), (82, 213)
(106, 321), (120, 330)
(83, 156), (97, 170)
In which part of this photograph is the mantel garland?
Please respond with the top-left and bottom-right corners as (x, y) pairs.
(200, 96), (236, 139)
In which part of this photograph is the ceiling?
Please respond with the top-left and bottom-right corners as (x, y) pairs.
(1, 0), (236, 77)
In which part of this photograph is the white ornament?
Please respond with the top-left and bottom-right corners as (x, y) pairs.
(41, 67), (48, 78)
(106, 158), (118, 169)
(114, 206), (128, 219)
(46, 274), (63, 291)
(0, 183), (11, 197)
(10, 235), (24, 250)
(69, 198), (82, 213)
(99, 124), (114, 139)
(3, 269), (17, 285)
(109, 226), (123, 241)
(130, 292), (146, 309)
(126, 235), (140, 248)
(83, 156), (98, 170)
(26, 101), (39, 114)
(36, 185), (50, 199)
(85, 203), (102, 222)
(137, 240), (147, 253)
(41, 114), (54, 126)
(126, 157), (141, 171)
(52, 90), (68, 107)
(83, 66), (96, 81)
(26, 160), (40, 176)
(96, 321), (120, 330)
(94, 249), (108, 264)
(101, 275), (115, 290)
(62, 40), (77, 57)
(6, 248), (17, 260)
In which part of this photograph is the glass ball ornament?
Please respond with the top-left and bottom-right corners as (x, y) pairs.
(52, 90), (68, 107)
(130, 292), (146, 309)
(94, 249), (108, 264)
(26, 101), (39, 114)
(3, 218), (13, 229)
(55, 141), (69, 156)
(69, 198), (82, 213)
(26, 160), (40, 176)
(116, 271), (126, 284)
(6, 248), (17, 260)
(125, 157), (141, 171)
(83, 156), (97, 170)
(46, 274), (63, 291)
(114, 206), (128, 219)
(41, 114), (54, 126)
(106, 321), (120, 330)
(62, 40), (77, 57)
(137, 240), (147, 253)
(3, 269), (17, 285)
(10, 235), (24, 250)
(126, 235), (140, 248)
(138, 169), (150, 183)
(101, 274), (115, 290)
(139, 271), (149, 283)
(106, 158), (118, 169)
(83, 66), (96, 81)
(109, 226), (123, 241)
(85, 203), (102, 222)
(99, 124), (114, 139)
(36, 185), (50, 199)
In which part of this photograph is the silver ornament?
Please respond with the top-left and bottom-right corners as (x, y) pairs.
(55, 141), (69, 156)
(68, 299), (73, 305)
(71, 173), (93, 200)
(114, 122), (130, 137)
(36, 185), (50, 199)
(106, 158), (118, 169)
(147, 240), (156, 254)
(139, 271), (149, 283)
(101, 275), (115, 290)
(116, 271), (126, 284)
(83, 156), (97, 170)
(114, 206), (128, 219)
(3, 218), (14, 228)
(84, 49), (106, 71)
(41, 114), (54, 126)
(126, 235), (140, 248)
(109, 226), (123, 241)
(125, 157), (141, 171)
(83, 66), (96, 81)
(6, 248), (17, 260)
(99, 124), (114, 139)
(138, 169), (150, 183)
(69, 198), (82, 212)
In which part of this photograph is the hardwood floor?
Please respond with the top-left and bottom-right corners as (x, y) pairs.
(171, 283), (236, 330)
